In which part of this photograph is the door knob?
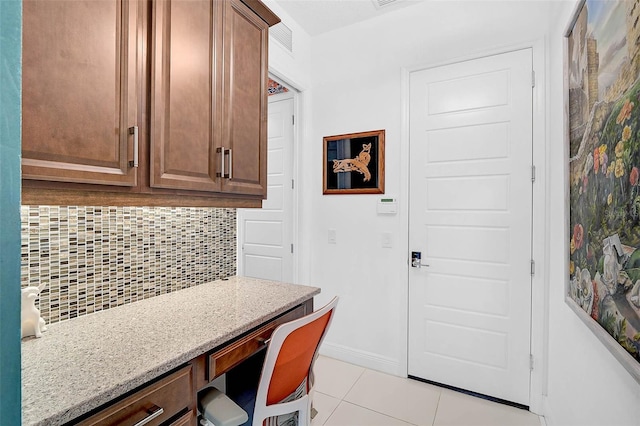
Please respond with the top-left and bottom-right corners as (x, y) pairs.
(411, 251), (429, 268)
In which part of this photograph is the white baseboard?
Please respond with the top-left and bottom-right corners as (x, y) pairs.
(319, 342), (403, 377)
(539, 395), (552, 426)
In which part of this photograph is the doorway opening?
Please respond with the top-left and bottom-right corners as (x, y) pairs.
(237, 77), (297, 283)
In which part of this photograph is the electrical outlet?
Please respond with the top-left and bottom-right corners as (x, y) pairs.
(382, 232), (393, 248)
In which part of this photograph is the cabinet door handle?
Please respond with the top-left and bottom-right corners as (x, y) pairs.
(128, 126), (139, 168)
(217, 147), (232, 179)
(132, 405), (164, 426)
(217, 147), (225, 178)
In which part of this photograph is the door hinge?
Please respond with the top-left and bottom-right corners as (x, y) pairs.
(292, 115), (295, 125)
(291, 179), (295, 190)
(291, 244), (294, 253)
(530, 354), (534, 370)
(531, 165), (536, 183)
(532, 70), (536, 88)
(531, 260), (536, 276)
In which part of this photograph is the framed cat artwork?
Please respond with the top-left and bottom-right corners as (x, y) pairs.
(323, 129), (385, 194)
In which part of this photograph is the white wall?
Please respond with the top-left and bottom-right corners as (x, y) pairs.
(306, 0), (553, 376)
(543, 2), (640, 425)
(269, 0), (640, 422)
(264, 0), (312, 90)
(263, 0), (316, 286)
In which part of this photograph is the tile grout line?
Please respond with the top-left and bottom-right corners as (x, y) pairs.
(337, 400), (421, 426)
(317, 357), (543, 426)
(338, 367), (421, 426)
(430, 389), (444, 426)
(341, 365), (367, 401)
(316, 364), (367, 426)
(314, 391), (339, 426)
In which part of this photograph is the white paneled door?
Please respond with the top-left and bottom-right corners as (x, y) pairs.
(238, 92), (294, 282)
(408, 49), (533, 405)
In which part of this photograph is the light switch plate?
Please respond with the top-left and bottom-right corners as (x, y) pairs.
(328, 229), (337, 244)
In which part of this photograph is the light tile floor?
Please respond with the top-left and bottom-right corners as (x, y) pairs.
(312, 356), (543, 426)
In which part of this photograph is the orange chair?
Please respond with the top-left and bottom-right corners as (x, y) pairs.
(198, 297), (338, 426)
(252, 296), (338, 426)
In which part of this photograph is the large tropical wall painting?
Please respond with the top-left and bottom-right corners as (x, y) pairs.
(568, 0), (640, 379)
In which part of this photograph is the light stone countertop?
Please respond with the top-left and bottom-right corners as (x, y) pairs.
(21, 276), (320, 426)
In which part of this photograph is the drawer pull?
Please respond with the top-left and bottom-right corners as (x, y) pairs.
(133, 405), (164, 426)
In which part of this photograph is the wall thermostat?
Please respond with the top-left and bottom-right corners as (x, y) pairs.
(377, 197), (398, 215)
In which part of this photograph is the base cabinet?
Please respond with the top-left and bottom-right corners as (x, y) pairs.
(169, 410), (197, 426)
(22, 0), (278, 207)
(75, 365), (194, 426)
(67, 300), (312, 426)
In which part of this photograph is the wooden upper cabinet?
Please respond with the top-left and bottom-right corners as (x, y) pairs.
(150, 0), (222, 192)
(21, 0), (279, 206)
(22, 0), (140, 187)
(151, 0), (269, 197)
(220, 0), (269, 197)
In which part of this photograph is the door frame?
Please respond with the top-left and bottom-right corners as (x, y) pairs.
(400, 39), (548, 415)
(237, 72), (302, 284)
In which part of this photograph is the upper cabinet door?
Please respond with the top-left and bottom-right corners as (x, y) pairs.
(149, 0), (222, 192)
(220, 0), (269, 197)
(22, 0), (139, 187)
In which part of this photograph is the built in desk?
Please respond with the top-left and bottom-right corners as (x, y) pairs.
(21, 277), (320, 425)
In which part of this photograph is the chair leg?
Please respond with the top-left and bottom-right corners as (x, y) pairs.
(297, 395), (312, 426)
(308, 385), (317, 420)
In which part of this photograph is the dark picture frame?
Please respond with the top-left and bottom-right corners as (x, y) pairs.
(323, 129), (385, 194)
(566, 0), (640, 384)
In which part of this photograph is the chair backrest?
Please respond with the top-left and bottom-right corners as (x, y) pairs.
(256, 297), (338, 408)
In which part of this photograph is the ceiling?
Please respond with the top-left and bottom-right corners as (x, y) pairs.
(274, 0), (424, 36)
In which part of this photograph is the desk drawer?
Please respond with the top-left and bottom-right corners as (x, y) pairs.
(76, 365), (193, 426)
(208, 324), (273, 379)
(207, 303), (309, 380)
(169, 409), (196, 426)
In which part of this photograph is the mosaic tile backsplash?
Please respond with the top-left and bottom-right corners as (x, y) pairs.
(21, 206), (236, 325)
